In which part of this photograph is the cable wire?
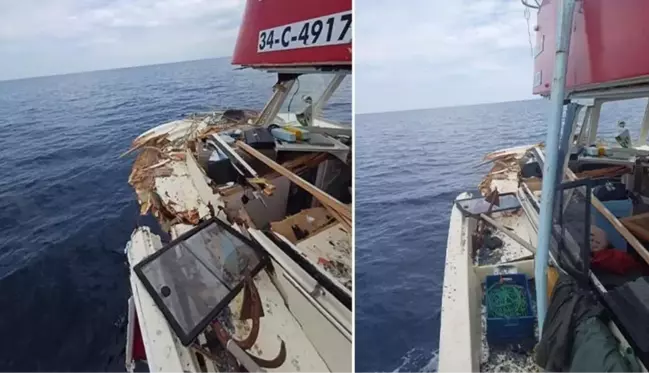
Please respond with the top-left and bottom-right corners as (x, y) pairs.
(524, 6), (534, 58)
(521, 0), (540, 10)
(287, 77), (301, 112)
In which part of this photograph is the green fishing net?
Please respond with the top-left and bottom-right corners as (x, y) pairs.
(486, 282), (528, 318)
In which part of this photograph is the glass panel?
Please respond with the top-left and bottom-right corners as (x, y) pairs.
(456, 193), (520, 216)
(182, 223), (261, 288)
(141, 244), (230, 335)
(136, 220), (263, 340)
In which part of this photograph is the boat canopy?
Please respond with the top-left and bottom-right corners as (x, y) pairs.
(232, 0), (352, 73)
(534, 0), (649, 97)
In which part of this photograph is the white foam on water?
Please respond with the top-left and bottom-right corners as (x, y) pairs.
(392, 348), (439, 372)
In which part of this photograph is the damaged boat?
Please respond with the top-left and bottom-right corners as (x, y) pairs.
(122, 1), (352, 371)
(440, 1), (649, 372)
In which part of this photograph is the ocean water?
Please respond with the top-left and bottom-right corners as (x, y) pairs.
(354, 98), (649, 372)
(0, 57), (350, 371)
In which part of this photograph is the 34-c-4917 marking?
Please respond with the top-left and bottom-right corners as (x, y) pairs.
(258, 11), (352, 53)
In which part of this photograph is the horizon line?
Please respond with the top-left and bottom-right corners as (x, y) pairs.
(0, 55), (232, 83)
(355, 97), (544, 116)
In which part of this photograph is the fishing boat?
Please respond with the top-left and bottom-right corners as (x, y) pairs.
(121, 1), (352, 371)
(440, 0), (649, 371)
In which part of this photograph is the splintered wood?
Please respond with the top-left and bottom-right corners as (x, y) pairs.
(575, 165), (631, 179)
(479, 154), (520, 196)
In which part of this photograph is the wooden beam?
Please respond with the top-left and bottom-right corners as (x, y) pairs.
(237, 141), (352, 222)
(565, 168), (649, 265)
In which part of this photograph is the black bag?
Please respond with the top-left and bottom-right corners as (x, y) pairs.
(603, 277), (649, 367)
(536, 273), (603, 371)
(243, 128), (275, 150)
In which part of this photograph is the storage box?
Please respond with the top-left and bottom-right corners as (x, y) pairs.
(284, 126), (311, 141)
(271, 128), (296, 142)
(206, 149), (238, 186)
(485, 274), (535, 346)
(243, 128), (275, 150)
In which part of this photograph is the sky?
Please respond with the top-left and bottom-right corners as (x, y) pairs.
(355, 0), (539, 113)
(0, 0), (245, 81)
(1, 0), (539, 111)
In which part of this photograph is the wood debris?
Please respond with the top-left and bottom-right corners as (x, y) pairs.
(575, 165), (630, 179)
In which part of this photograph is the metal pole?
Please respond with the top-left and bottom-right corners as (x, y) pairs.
(535, 0), (576, 336)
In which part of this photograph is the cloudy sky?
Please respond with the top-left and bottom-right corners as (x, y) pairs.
(356, 0), (538, 113)
(2, 0), (538, 111)
(0, 0), (244, 81)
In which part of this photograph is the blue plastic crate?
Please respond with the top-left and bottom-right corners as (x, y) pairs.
(485, 274), (536, 346)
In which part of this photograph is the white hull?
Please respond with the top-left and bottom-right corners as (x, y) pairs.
(438, 193), (536, 372)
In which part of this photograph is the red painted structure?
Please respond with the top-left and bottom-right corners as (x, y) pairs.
(533, 0), (649, 96)
(232, 0), (352, 69)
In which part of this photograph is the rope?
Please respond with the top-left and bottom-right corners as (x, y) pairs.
(486, 281), (529, 318)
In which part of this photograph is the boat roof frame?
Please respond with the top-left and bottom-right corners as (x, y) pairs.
(239, 65), (351, 75)
(569, 88), (649, 148)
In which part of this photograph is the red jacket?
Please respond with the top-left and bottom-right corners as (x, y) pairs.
(592, 249), (648, 275)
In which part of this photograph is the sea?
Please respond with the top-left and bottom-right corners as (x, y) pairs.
(0, 57), (350, 371)
(354, 97), (649, 372)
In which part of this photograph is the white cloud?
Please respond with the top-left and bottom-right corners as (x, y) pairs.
(0, 0), (244, 80)
(355, 0), (538, 113)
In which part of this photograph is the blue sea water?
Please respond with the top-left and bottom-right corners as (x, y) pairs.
(0, 57), (350, 371)
(354, 98), (649, 372)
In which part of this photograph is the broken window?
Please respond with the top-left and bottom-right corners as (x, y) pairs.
(134, 218), (268, 345)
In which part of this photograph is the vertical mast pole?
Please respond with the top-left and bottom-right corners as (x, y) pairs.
(535, 0), (577, 335)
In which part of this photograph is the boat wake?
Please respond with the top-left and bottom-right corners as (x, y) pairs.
(392, 348), (438, 372)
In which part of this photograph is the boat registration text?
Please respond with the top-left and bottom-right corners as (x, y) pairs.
(258, 11), (352, 53)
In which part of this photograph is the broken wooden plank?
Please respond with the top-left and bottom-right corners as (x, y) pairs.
(575, 165), (630, 179)
(237, 141), (352, 222)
